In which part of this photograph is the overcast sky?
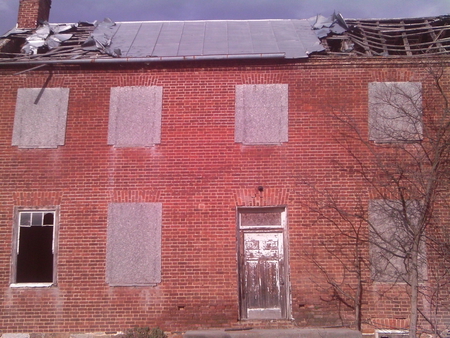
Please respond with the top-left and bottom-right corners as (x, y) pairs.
(1, 0), (450, 35)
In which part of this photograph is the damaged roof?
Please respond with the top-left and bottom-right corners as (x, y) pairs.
(317, 13), (450, 56)
(1, 13), (450, 64)
(0, 18), (324, 63)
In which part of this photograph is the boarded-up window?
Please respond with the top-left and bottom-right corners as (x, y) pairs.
(369, 82), (422, 143)
(12, 208), (58, 286)
(106, 202), (162, 286)
(235, 84), (288, 145)
(108, 86), (162, 147)
(12, 88), (70, 148)
(369, 199), (427, 283)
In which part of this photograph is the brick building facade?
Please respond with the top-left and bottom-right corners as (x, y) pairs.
(1, 0), (449, 336)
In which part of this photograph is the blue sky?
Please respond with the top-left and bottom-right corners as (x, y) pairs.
(1, 0), (450, 35)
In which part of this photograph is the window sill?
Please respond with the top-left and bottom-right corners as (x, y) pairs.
(10, 283), (54, 288)
(108, 283), (159, 287)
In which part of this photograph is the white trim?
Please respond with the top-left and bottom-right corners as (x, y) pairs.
(10, 283), (53, 288)
(375, 329), (409, 338)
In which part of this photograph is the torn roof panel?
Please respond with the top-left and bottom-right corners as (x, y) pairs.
(0, 18), (323, 63)
(292, 19), (325, 54)
(2, 14), (450, 64)
(1, 28), (31, 38)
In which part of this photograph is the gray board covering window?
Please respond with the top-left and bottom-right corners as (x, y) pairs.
(368, 82), (422, 143)
(106, 203), (162, 286)
(12, 88), (70, 148)
(235, 84), (289, 145)
(108, 86), (162, 147)
(368, 199), (427, 283)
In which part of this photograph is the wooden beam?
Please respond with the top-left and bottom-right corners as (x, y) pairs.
(377, 21), (389, 56)
(425, 19), (446, 53)
(401, 21), (413, 55)
(356, 20), (373, 56)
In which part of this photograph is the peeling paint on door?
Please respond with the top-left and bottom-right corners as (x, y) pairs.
(238, 208), (289, 320)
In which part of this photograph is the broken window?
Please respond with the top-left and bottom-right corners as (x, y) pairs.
(108, 86), (163, 147)
(12, 209), (58, 285)
(368, 82), (422, 143)
(235, 84), (289, 145)
(12, 88), (70, 148)
(106, 203), (162, 286)
(368, 200), (427, 283)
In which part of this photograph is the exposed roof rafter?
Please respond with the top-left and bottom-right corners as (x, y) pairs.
(1, 14), (450, 64)
(321, 15), (450, 56)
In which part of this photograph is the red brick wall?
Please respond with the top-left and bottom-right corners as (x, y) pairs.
(0, 59), (448, 333)
(17, 0), (51, 28)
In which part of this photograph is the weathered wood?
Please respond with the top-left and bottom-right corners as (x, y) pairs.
(238, 209), (288, 320)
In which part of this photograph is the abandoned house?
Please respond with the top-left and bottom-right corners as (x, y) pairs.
(1, 0), (450, 337)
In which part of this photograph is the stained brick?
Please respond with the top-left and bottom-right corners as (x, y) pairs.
(0, 58), (448, 334)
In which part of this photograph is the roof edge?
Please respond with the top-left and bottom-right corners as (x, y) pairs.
(0, 52), (292, 66)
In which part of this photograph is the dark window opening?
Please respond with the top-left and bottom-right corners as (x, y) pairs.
(15, 211), (55, 284)
(43, 212), (54, 225)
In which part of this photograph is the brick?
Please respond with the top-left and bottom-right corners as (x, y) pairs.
(0, 57), (448, 334)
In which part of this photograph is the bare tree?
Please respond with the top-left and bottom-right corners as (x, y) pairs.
(304, 62), (450, 338)
(305, 192), (368, 331)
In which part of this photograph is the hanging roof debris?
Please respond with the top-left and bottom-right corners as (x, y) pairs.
(309, 12), (348, 38)
(1, 14), (450, 64)
(0, 21), (95, 61)
(0, 18), (323, 64)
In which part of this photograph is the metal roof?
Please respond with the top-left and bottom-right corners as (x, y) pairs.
(108, 19), (324, 59)
(3, 14), (450, 65)
(0, 18), (324, 64)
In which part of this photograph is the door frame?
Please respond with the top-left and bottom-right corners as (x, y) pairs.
(237, 206), (291, 320)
